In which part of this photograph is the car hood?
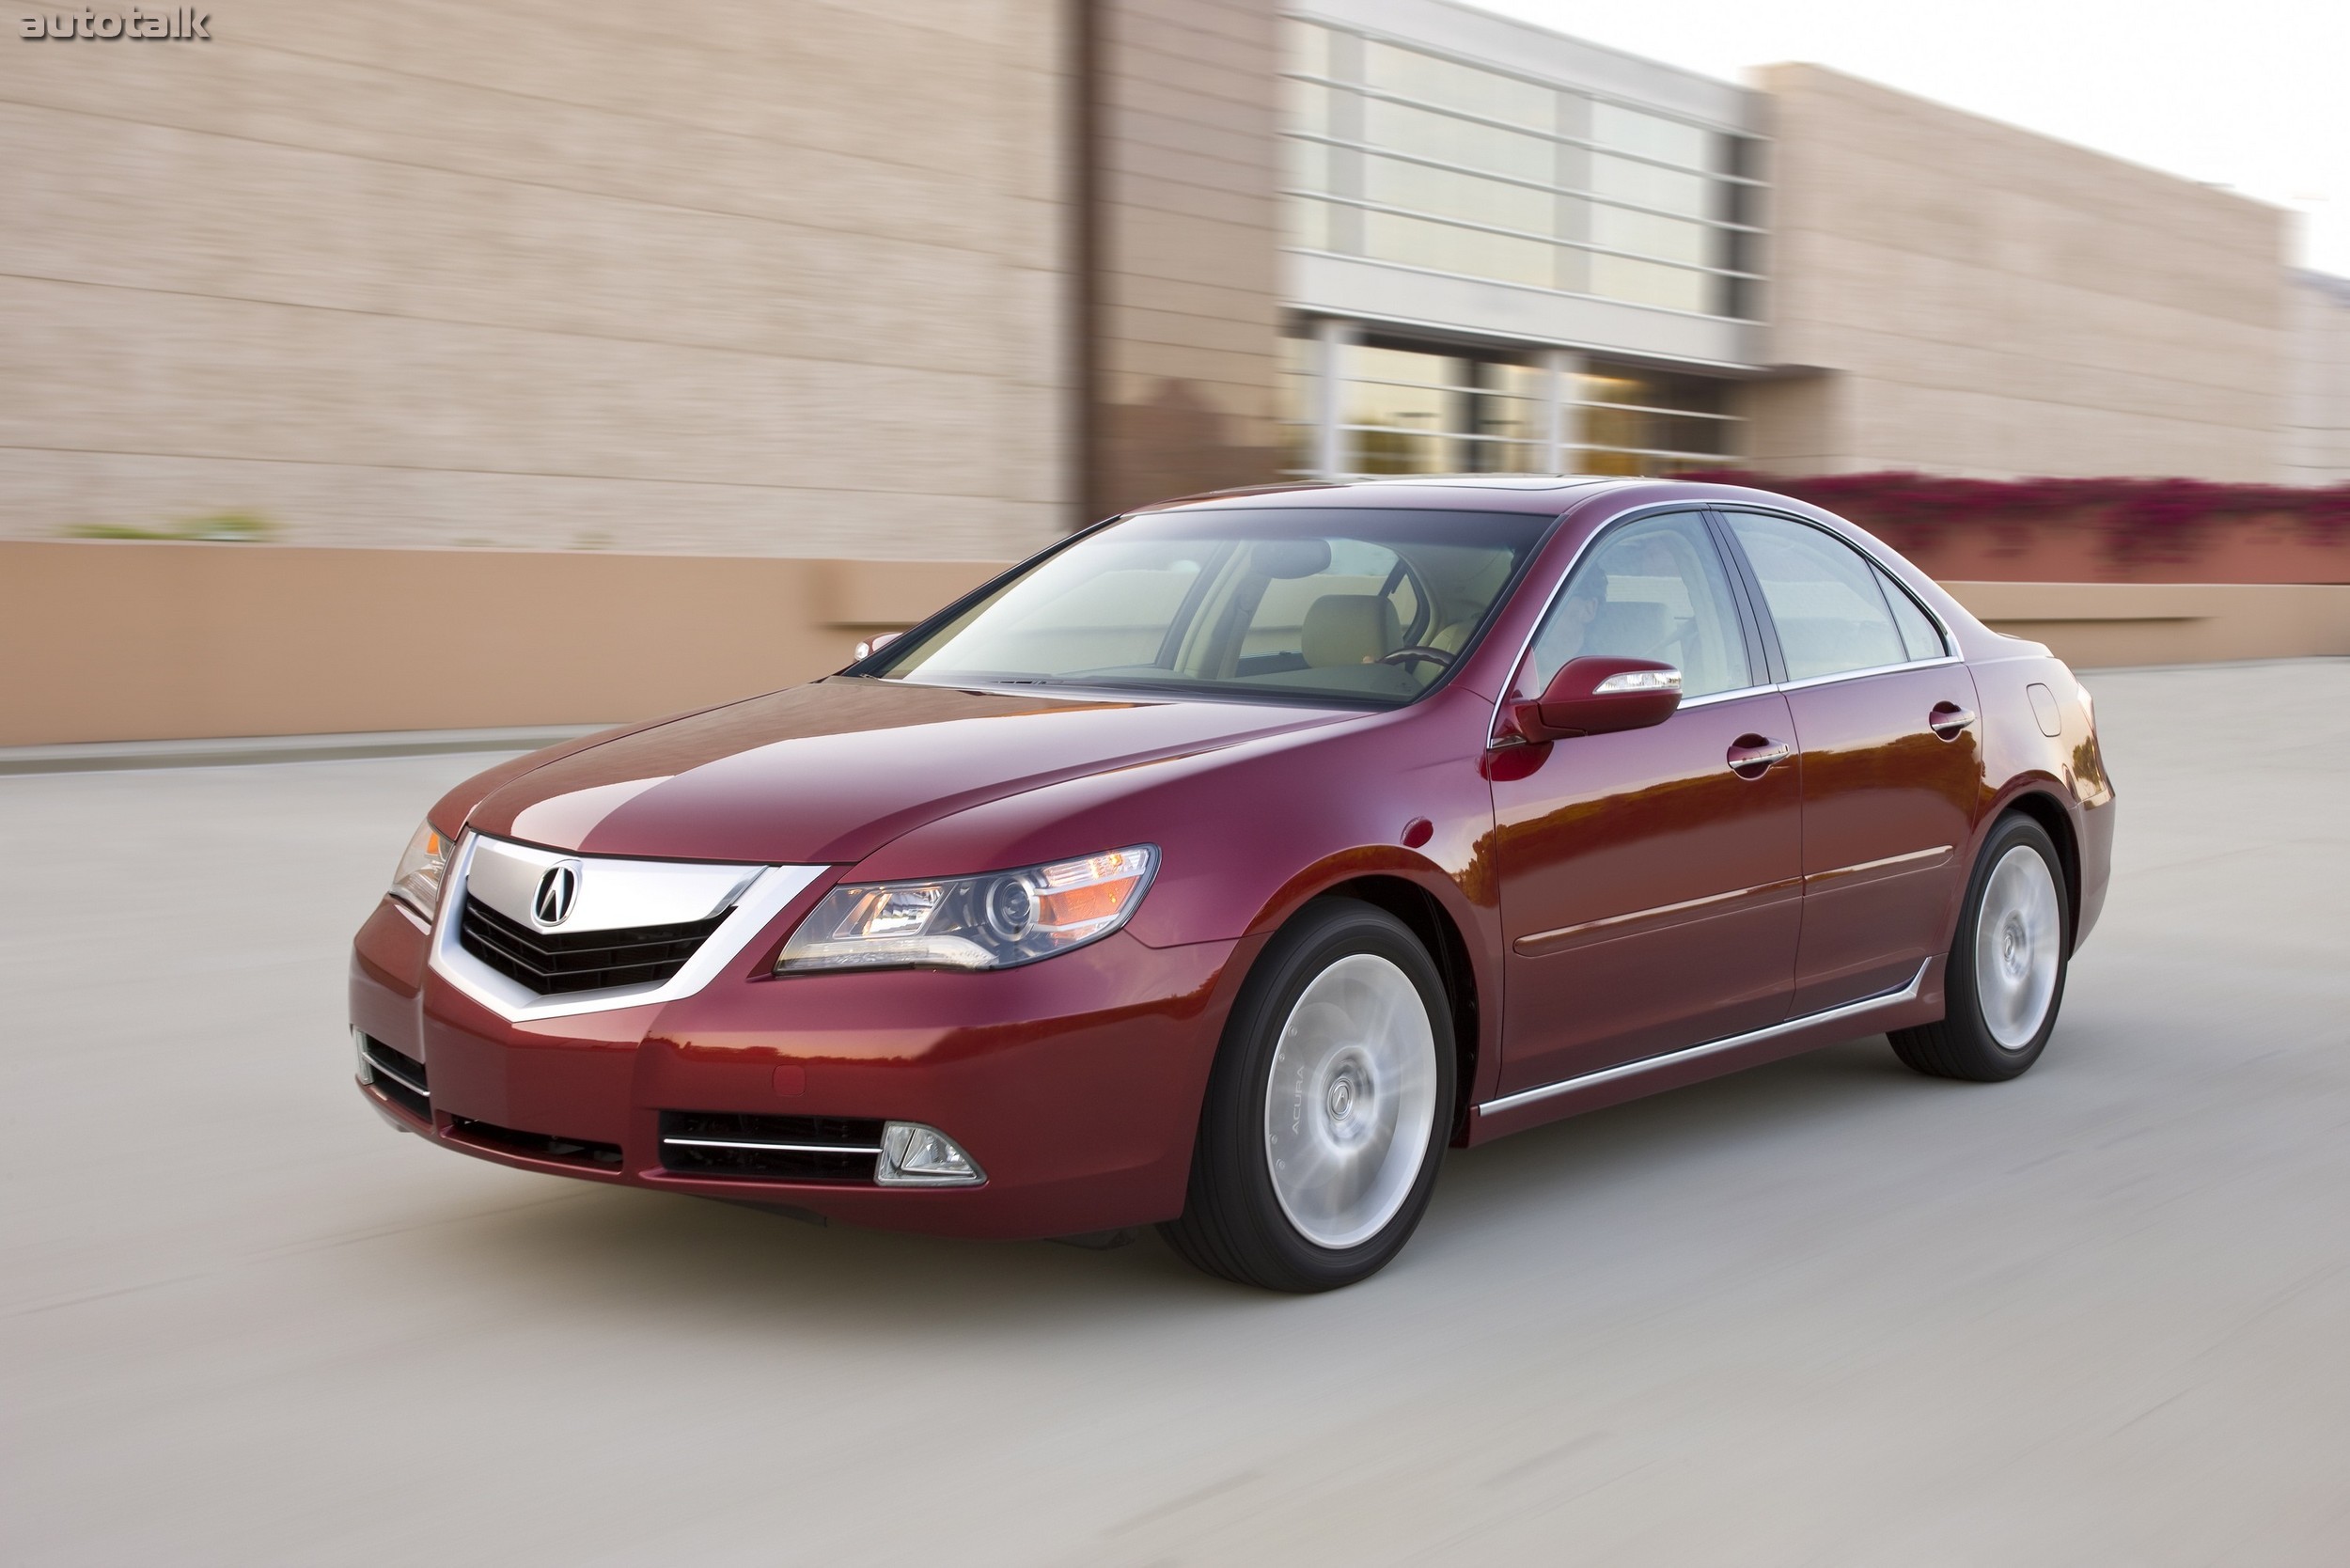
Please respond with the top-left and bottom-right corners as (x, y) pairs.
(462, 677), (1359, 866)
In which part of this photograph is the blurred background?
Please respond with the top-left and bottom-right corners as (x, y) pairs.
(4, 0), (2346, 750)
(8, 8), (2350, 1562)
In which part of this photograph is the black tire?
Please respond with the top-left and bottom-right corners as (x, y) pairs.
(1160, 899), (1456, 1293)
(1890, 813), (2071, 1082)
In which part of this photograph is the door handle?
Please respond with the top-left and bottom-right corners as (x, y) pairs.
(1726, 735), (1793, 777)
(1929, 702), (1977, 740)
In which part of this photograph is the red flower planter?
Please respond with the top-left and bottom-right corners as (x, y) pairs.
(1684, 472), (2350, 585)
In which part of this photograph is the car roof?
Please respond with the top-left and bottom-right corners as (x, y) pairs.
(1138, 475), (1749, 516)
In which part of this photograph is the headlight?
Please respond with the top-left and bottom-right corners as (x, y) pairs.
(776, 846), (1156, 972)
(388, 820), (456, 921)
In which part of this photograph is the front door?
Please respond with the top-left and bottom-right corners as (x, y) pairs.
(1493, 510), (1803, 1098)
(1718, 510), (1988, 1013)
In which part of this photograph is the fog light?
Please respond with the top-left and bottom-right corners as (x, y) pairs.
(352, 1027), (374, 1086)
(876, 1121), (984, 1186)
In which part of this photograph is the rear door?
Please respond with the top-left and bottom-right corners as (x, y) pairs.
(1716, 510), (1986, 1013)
(1491, 510), (1803, 1096)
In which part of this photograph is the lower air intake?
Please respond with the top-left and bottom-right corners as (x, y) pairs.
(447, 1117), (624, 1169)
(659, 1109), (885, 1183)
(358, 1034), (430, 1121)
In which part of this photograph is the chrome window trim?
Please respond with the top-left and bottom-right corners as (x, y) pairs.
(1480, 959), (1930, 1118)
(1772, 652), (1966, 694)
(1674, 682), (1779, 711)
(427, 832), (828, 1024)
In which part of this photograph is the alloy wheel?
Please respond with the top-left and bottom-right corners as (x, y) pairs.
(1262, 953), (1439, 1249)
(1973, 844), (2062, 1050)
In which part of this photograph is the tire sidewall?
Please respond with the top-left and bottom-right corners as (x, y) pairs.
(1200, 901), (1456, 1291)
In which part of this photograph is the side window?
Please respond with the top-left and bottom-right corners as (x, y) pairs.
(1525, 511), (1752, 698)
(1876, 566), (1948, 661)
(1724, 513), (1906, 682)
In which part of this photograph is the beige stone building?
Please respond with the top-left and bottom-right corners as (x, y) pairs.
(2286, 272), (2350, 485)
(1276, 0), (2309, 488)
(1745, 65), (2285, 480)
(0, 0), (2340, 567)
(3, 1), (1077, 559)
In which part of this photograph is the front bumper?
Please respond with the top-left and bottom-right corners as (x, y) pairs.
(351, 898), (1245, 1239)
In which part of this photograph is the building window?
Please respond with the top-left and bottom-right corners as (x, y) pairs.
(1341, 343), (1547, 477)
(1280, 21), (1764, 321)
(1279, 326), (1738, 480)
(1574, 362), (1736, 474)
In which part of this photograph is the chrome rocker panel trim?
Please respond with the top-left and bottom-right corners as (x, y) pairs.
(1479, 959), (1932, 1118)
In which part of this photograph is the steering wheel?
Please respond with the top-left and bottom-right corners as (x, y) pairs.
(1376, 645), (1455, 670)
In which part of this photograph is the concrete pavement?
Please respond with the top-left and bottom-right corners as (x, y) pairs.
(4, 661), (2347, 1565)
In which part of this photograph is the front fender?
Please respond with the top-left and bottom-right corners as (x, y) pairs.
(844, 684), (1508, 1103)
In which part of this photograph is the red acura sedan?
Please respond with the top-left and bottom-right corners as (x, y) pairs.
(350, 478), (2114, 1291)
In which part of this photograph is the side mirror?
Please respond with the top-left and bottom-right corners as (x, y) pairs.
(1505, 656), (1682, 742)
(852, 630), (903, 662)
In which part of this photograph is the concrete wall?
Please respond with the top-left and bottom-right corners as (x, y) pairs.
(2285, 271), (2350, 486)
(1, 0), (1071, 559)
(0, 541), (1002, 745)
(1742, 66), (2288, 482)
(1947, 581), (2350, 669)
(1086, 0), (1285, 516)
(6, 541), (2343, 748)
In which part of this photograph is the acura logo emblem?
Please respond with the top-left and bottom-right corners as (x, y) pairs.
(533, 861), (582, 927)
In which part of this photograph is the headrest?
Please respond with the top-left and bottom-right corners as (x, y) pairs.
(1301, 594), (1401, 668)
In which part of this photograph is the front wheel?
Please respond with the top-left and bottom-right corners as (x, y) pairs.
(1890, 812), (2071, 1082)
(1160, 900), (1455, 1292)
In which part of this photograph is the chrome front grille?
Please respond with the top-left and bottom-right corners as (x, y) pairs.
(357, 1033), (430, 1120)
(658, 1110), (886, 1183)
(458, 896), (727, 996)
(428, 836), (824, 1024)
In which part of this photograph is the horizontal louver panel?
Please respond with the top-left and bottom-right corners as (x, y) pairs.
(458, 896), (726, 996)
(658, 1109), (885, 1184)
(360, 1034), (430, 1120)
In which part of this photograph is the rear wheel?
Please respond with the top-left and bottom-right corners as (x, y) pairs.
(1890, 813), (2070, 1081)
(1161, 900), (1454, 1292)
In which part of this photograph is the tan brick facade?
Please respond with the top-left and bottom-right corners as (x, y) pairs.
(1083, 0), (1285, 517)
(1, 1), (1073, 557)
(1743, 65), (2289, 481)
(2286, 272), (2350, 485)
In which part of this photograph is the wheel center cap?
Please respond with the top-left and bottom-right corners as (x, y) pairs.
(2000, 916), (2027, 975)
(1326, 1074), (1356, 1122)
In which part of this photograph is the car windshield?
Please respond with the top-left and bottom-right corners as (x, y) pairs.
(865, 507), (1552, 706)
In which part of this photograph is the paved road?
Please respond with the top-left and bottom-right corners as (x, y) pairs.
(5, 661), (2348, 1565)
